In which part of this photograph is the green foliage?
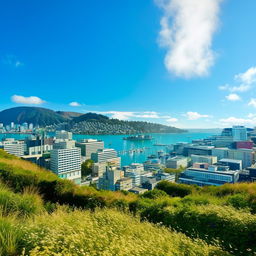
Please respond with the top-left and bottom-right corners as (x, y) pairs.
(226, 193), (250, 210)
(81, 159), (94, 177)
(141, 204), (256, 255)
(1, 153), (256, 255)
(0, 216), (22, 256)
(0, 183), (44, 217)
(164, 167), (185, 181)
(141, 189), (168, 199)
(156, 180), (195, 197)
(19, 208), (227, 256)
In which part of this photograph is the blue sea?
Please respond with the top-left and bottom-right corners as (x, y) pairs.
(0, 132), (218, 166)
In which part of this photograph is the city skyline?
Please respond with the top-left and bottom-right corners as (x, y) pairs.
(1, 0), (256, 128)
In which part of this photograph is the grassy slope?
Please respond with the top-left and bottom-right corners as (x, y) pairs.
(0, 150), (256, 255)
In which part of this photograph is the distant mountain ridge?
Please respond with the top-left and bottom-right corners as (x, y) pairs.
(0, 107), (66, 126)
(0, 107), (186, 134)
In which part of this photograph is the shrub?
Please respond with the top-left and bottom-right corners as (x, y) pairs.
(156, 180), (194, 197)
(226, 193), (250, 210)
(141, 204), (256, 255)
(141, 189), (168, 199)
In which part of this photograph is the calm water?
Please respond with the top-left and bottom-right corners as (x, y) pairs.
(0, 132), (217, 166)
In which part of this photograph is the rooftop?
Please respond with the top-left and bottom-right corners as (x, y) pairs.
(219, 158), (242, 164)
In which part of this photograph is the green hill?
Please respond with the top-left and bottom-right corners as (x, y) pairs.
(0, 150), (256, 255)
(0, 107), (186, 134)
(0, 106), (67, 126)
(72, 112), (110, 122)
(56, 111), (83, 119)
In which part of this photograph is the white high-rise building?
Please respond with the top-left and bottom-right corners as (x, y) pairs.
(51, 140), (81, 184)
(232, 126), (247, 141)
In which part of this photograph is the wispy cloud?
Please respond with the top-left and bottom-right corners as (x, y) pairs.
(235, 67), (256, 85)
(69, 102), (81, 107)
(225, 93), (241, 101)
(12, 95), (45, 105)
(166, 117), (178, 123)
(219, 66), (256, 93)
(86, 110), (175, 122)
(248, 98), (256, 108)
(219, 115), (256, 126)
(2, 55), (24, 68)
(155, 0), (223, 78)
(184, 111), (210, 120)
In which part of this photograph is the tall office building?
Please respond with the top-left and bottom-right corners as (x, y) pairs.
(50, 140), (81, 184)
(232, 126), (247, 141)
(75, 139), (104, 159)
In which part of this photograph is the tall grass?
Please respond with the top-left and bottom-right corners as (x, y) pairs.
(0, 215), (22, 256)
(20, 208), (229, 256)
(0, 150), (255, 255)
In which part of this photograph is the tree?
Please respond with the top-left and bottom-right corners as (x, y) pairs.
(164, 166), (185, 182)
(81, 159), (94, 178)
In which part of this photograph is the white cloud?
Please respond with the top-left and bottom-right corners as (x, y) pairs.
(219, 84), (229, 91)
(248, 113), (256, 119)
(11, 95), (45, 105)
(219, 116), (256, 126)
(248, 98), (256, 108)
(166, 117), (178, 122)
(219, 67), (256, 93)
(225, 93), (241, 101)
(87, 110), (175, 121)
(184, 111), (210, 120)
(69, 102), (81, 107)
(235, 67), (256, 85)
(155, 0), (223, 78)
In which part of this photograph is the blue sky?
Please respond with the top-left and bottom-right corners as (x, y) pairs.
(1, 0), (256, 128)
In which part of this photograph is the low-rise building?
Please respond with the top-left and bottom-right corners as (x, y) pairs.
(115, 177), (133, 191)
(166, 156), (188, 169)
(143, 159), (162, 171)
(179, 165), (239, 186)
(191, 154), (217, 165)
(98, 167), (123, 191)
(128, 187), (148, 194)
(218, 158), (242, 170)
(75, 139), (104, 159)
(2, 138), (26, 157)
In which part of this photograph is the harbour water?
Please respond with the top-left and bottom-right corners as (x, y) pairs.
(0, 132), (217, 166)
